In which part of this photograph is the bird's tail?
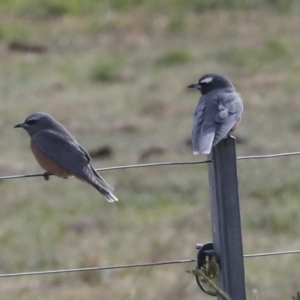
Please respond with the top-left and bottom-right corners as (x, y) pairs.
(93, 183), (118, 203)
(92, 168), (118, 202)
(194, 132), (215, 155)
(79, 165), (119, 202)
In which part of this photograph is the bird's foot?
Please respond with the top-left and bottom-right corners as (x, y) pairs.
(225, 134), (234, 146)
(43, 171), (51, 181)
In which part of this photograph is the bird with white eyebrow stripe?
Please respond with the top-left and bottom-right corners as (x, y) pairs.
(188, 73), (243, 155)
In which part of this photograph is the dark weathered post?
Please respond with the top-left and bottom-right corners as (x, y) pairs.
(207, 136), (246, 300)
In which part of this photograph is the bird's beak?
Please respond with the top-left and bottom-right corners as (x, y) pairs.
(14, 122), (27, 128)
(187, 83), (201, 90)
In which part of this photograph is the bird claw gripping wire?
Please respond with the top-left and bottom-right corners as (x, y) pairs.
(195, 243), (221, 296)
(43, 171), (51, 181)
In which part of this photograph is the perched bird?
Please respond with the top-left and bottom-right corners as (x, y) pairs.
(188, 73), (243, 155)
(14, 112), (118, 202)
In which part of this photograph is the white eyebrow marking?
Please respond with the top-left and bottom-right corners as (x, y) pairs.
(200, 77), (213, 84)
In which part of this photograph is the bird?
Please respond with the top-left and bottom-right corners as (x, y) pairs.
(14, 112), (118, 202)
(187, 73), (243, 155)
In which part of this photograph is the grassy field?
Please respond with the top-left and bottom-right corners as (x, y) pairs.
(1, 1), (300, 299)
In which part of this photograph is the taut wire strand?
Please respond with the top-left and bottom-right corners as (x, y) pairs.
(0, 249), (300, 278)
(0, 160), (212, 180)
(0, 259), (195, 278)
(1, 150), (300, 181)
(244, 249), (300, 258)
(237, 151), (300, 160)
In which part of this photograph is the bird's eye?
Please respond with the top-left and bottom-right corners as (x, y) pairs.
(26, 119), (36, 125)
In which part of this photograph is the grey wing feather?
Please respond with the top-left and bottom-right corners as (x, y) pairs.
(192, 97), (216, 154)
(192, 99), (210, 154)
(32, 130), (116, 199)
(212, 92), (243, 147)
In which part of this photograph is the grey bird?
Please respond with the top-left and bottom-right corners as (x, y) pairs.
(188, 73), (243, 155)
(14, 112), (118, 202)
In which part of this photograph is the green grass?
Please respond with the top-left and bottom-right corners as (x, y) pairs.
(0, 0), (299, 17)
(155, 50), (193, 66)
(1, 2), (300, 300)
(90, 57), (124, 82)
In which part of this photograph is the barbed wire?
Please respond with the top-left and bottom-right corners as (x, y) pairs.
(1, 150), (300, 181)
(0, 249), (299, 278)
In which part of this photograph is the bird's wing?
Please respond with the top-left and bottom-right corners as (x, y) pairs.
(212, 91), (243, 146)
(32, 130), (113, 191)
(192, 96), (215, 154)
(192, 98), (205, 154)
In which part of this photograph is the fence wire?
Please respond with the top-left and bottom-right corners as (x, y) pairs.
(0, 259), (196, 278)
(1, 150), (300, 181)
(1, 150), (300, 280)
(0, 249), (300, 278)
